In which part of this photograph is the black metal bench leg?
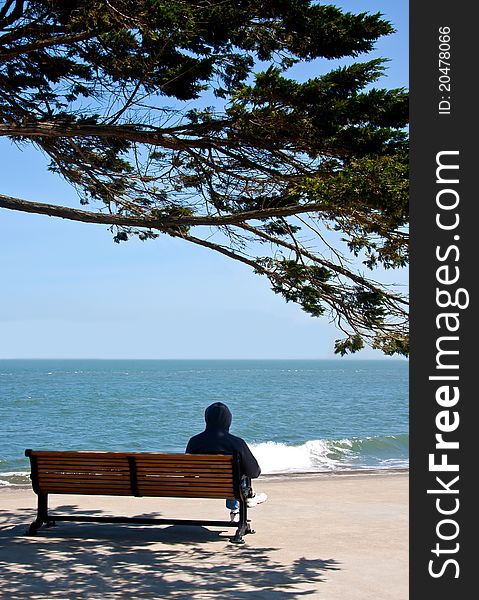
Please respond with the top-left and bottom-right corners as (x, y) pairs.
(231, 523), (255, 543)
(231, 522), (246, 544)
(230, 497), (254, 543)
(26, 493), (49, 536)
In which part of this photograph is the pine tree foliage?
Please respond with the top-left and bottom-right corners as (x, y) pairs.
(0, 0), (409, 355)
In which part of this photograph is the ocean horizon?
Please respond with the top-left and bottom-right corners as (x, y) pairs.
(1, 359), (408, 485)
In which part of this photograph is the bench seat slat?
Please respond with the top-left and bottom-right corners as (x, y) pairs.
(137, 476), (233, 483)
(37, 472), (233, 483)
(36, 472), (129, 478)
(137, 489), (234, 498)
(35, 455), (231, 461)
(135, 463), (232, 470)
(38, 467), (130, 473)
(139, 491), (234, 498)
(37, 468), (232, 477)
(38, 475), (232, 486)
(38, 478), (130, 486)
(38, 470), (130, 476)
(137, 480), (234, 489)
(38, 485), (234, 498)
(38, 461), (128, 471)
(40, 482), (234, 499)
(137, 488), (234, 497)
(37, 480), (234, 495)
(38, 476), (129, 483)
(38, 481), (132, 489)
(137, 467), (232, 474)
(36, 461), (232, 471)
(37, 466), (129, 472)
(36, 461), (129, 468)
(137, 456), (232, 462)
(141, 464), (233, 468)
(31, 451), (232, 460)
(38, 461), (231, 472)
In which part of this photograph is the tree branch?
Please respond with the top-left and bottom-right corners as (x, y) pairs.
(0, 192), (332, 227)
(0, 31), (95, 60)
(0, 192), (156, 227)
(0, 121), (217, 150)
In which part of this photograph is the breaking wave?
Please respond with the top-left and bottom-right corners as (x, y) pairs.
(0, 471), (30, 486)
(250, 435), (409, 474)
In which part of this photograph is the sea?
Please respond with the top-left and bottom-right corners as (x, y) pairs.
(0, 359), (408, 486)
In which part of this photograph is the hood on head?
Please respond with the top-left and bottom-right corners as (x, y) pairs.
(205, 402), (232, 431)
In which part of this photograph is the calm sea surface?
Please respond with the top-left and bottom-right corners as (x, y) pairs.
(0, 360), (408, 484)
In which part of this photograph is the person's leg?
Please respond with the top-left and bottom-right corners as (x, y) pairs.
(243, 477), (267, 506)
(226, 498), (240, 521)
(226, 498), (239, 511)
(247, 490), (267, 506)
(242, 476), (253, 497)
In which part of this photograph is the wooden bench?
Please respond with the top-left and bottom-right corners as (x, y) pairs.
(25, 449), (255, 543)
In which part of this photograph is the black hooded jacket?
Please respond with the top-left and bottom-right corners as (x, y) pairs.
(185, 403), (261, 479)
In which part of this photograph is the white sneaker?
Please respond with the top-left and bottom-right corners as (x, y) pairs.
(247, 492), (267, 507)
(230, 510), (239, 522)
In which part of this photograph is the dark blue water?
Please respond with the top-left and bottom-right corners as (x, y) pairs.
(0, 360), (408, 483)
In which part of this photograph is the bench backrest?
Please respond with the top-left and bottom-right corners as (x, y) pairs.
(25, 450), (238, 499)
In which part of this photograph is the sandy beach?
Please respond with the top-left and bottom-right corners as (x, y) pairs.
(0, 472), (408, 599)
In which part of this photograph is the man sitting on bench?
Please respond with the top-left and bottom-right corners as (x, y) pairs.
(186, 402), (267, 521)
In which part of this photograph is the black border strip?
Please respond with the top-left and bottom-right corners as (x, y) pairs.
(410, 1), (475, 597)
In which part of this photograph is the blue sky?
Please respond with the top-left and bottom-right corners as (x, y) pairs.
(0, 1), (408, 359)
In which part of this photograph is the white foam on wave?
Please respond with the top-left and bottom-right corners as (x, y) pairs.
(250, 440), (349, 474)
(250, 438), (408, 474)
(0, 471), (30, 486)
